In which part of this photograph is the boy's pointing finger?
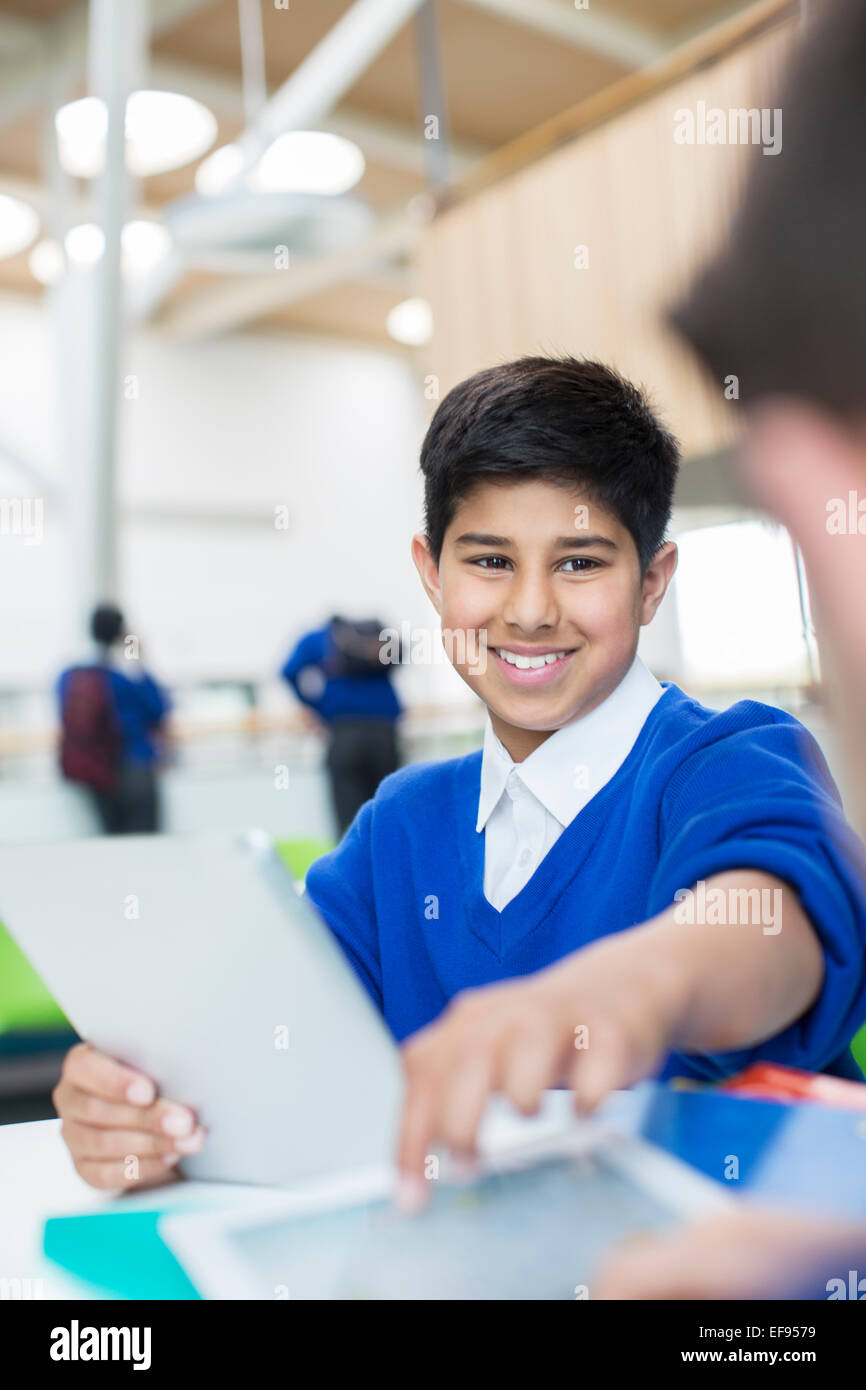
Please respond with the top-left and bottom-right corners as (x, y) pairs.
(500, 1026), (563, 1115)
(395, 1081), (437, 1205)
(437, 1053), (494, 1159)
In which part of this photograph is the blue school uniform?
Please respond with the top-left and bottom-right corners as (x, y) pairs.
(305, 683), (866, 1080)
(58, 664), (169, 764)
(281, 626), (401, 723)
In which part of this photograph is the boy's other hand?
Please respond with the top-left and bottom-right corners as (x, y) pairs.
(594, 1207), (866, 1300)
(396, 933), (683, 1198)
(53, 1042), (207, 1191)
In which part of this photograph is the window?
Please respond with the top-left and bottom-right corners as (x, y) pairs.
(674, 520), (817, 690)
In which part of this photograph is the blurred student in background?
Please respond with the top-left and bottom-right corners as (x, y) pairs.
(58, 603), (170, 835)
(598, 0), (866, 1299)
(281, 614), (402, 836)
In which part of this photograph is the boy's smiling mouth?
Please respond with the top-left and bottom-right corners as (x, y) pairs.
(490, 644), (578, 685)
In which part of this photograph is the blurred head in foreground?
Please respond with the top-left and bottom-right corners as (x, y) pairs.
(671, 0), (866, 827)
(595, 0), (866, 1303)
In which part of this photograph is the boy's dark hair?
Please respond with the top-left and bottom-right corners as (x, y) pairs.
(90, 603), (124, 647)
(420, 356), (679, 573)
(671, 0), (866, 421)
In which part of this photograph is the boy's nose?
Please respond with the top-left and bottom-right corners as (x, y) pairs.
(500, 572), (559, 633)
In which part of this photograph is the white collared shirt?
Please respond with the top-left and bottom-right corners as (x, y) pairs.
(477, 656), (664, 911)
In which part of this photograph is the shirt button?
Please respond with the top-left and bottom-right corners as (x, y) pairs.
(518, 849), (532, 867)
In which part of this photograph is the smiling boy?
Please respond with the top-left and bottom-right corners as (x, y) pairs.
(53, 355), (866, 1194)
(308, 356), (865, 1122)
(355, 356), (866, 1187)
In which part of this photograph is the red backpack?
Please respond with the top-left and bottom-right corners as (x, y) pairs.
(59, 667), (122, 793)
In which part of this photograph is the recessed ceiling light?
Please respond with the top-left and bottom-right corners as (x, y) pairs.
(0, 194), (40, 260)
(63, 220), (173, 276)
(55, 91), (218, 179)
(64, 222), (105, 266)
(248, 131), (365, 196)
(386, 297), (433, 346)
(121, 219), (172, 275)
(28, 238), (65, 285)
(195, 143), (245, 196)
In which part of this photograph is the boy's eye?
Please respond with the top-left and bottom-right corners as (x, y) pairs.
(468, 555), (603, 572)
(559, 557), (602, 573)
(470, 555), (512, 570)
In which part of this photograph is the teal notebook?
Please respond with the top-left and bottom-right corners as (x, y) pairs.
(44, 1207), (203, 1300)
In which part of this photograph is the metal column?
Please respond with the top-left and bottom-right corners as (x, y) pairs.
(60, 0), (145, 644)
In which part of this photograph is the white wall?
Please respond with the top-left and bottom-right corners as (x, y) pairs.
(0, 291), (705, 712)
(0, 292), (468, 702)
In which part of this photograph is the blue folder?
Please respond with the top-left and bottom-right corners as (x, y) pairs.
(607, 1083), (866, 1219)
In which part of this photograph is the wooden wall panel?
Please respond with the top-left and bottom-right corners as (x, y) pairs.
(417, 20), (797, 460)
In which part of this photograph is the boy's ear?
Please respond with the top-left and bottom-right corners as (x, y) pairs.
(639, 541), (678, 626)
(411, 532), (442, 615)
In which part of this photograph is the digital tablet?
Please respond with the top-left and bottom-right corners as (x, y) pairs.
(0, 829), (403, 1187)
(159, 1123), (733, 1300)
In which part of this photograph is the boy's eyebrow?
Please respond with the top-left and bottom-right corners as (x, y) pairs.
(454, 532), (618, 550)
(553, 535), (618, 551)
(454, 533), (513, 546)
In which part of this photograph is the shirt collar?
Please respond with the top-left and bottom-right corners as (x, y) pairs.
(476, 656), (664, 832)
(476, 719), (517, 832)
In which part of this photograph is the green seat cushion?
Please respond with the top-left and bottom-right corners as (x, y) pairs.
(275, 837), (333, 883)
(0, 920), (68, 1035)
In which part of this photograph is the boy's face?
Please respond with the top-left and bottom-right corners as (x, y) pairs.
(413, 478), (676, 760)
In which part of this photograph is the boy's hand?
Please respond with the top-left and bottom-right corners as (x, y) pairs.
(397, 932), (684, 1196)
(396, 869), (821, 1200)
(594, 1207), (866, 1300)
(53, 1042), (207, 1191)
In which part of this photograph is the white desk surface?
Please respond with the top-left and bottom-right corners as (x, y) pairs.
(0, 1118), (304, 1299)
(1, 1119), (112, 1298)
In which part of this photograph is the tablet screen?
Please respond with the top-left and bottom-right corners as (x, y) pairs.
(224, 1150), (676, 1299)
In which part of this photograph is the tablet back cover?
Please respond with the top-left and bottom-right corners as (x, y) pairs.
(0, 830), (403, 1187)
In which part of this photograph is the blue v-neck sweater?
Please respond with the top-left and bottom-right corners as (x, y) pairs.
(305, 684), (866, 1081)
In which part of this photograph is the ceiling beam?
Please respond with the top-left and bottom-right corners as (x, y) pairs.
(0, 173), (166, 224)
(136, 0), (430, 322)
(668, 2), (755, 48)
(225, 0), (429, 175)
(456, 0), (668, 68)
(156, 208), (420, 340)
(327, 104), (486, 175)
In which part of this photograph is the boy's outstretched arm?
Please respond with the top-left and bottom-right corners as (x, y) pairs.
(396, 869), (823, 1192)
